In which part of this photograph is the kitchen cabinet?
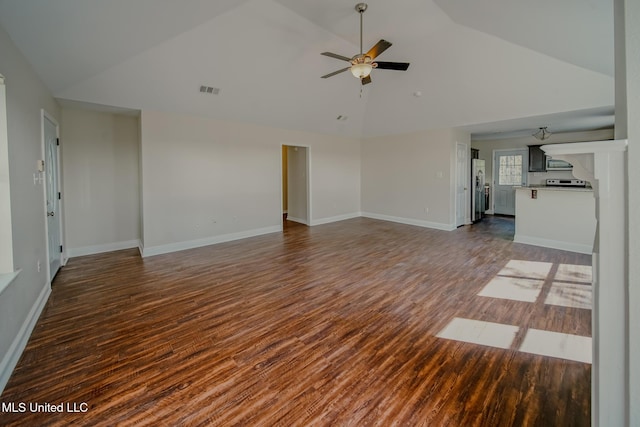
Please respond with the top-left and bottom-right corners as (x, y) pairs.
(528, 145), (547, 172)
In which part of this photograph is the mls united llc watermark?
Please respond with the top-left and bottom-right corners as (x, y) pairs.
(1, 401), (88, 413)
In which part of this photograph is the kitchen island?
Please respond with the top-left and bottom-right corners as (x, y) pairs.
(514, 186), (596, 254)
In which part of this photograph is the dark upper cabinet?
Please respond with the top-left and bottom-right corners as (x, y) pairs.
(528, 145), (547, 172)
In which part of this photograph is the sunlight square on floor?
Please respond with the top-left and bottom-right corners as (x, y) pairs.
(545, 282), (592, 309)
(498, 260), (553, 280)
(436, 317), (518, 349)
(519, 328), (592, 364)
(555, 264), (592, 283)
(477, 276), (544, 302)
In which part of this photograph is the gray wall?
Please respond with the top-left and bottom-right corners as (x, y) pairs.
(0, 23), (60, 391)
(60, 108), (140, 256)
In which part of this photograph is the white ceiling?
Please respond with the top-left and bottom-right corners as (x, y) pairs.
(0, 0), (615, 139)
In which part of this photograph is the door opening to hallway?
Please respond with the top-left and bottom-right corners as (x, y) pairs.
(282, 145), (309, 226)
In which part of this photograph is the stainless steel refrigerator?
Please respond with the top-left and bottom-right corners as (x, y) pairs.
(471, 159), (486, 222)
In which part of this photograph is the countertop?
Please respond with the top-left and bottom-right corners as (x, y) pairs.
(514, 185), (593, 192)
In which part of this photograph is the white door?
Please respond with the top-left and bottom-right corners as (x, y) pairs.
(493, 149), (527, 216)
(455, 143), (468, 226)
(44, 114), (62, 279)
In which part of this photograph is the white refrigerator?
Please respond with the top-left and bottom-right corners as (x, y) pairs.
(471, 159), (486, 222)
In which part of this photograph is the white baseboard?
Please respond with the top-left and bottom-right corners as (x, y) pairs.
(310, 212), (361, 226)
(141, 225), (282, 258)
(361, 212), (456, 231)
(67, 239), (141, 258)
(0, 280), (51, 394)
(514, 234), (593, 255)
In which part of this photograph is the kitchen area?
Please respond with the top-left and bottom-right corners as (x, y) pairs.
(513, 144), (596, 254)
(470, 130), (608, 254)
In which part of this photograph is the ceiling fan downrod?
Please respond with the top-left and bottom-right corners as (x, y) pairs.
(356, 3), (367, 55)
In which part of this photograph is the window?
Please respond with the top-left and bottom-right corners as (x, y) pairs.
(498, 154), (523, 186)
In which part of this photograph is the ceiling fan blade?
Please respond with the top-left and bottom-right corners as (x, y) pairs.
(321, 52), (352, 62)
(366, 39), (392, 60)
(361, 75), (372, 85)
(375, 61), (410, 71)
(321, 67), (350, 79)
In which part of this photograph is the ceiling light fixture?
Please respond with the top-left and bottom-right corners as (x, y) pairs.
(533, 127), (552, 141)
(350, 62), (373, 79)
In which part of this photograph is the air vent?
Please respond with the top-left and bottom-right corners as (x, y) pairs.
(199, 85), (220, 95)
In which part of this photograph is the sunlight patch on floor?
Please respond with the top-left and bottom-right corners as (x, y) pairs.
(499, 260), (553, 280)
(545, 282), (592, 309)
(478, 276), (544, 302)
(555, 264), (592, 283)
(437, 318), (592, 364)
(436, 318), (518, 349)
(437, 259), (593, 364)
(519, 328), (592, 364)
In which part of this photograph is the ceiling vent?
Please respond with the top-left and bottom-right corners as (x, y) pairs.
(199, 85), (220, 95)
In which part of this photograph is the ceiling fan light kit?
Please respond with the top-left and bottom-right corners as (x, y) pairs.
(320, 3), (410, 86)
(350, 61), (373, 78)
(533, 127), (552, 140)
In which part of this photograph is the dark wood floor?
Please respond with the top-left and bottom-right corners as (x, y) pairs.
(0, 217), (591, 426)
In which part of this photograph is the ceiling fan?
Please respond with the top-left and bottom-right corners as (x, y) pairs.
(321, 3), (410, 85)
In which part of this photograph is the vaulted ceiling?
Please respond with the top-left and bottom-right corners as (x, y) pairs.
(0, 0), (614, 138)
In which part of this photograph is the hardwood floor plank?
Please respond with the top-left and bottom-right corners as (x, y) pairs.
(0, 217), (591, 426)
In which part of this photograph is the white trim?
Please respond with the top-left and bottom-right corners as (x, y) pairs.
(513, 234), (593, 255)
(310, 212), (361, 226)
(41, 110), (64, 280)
(0, 73), (12, 273)
(456, 142), (470, 227)
(280, 144), (311, 228)
(362, 212), (456, 231)
(141, 225), (282, 258)
(0, 280), (50, 394)
(67, 239), (141, 258)
(542, 139), (628, 426)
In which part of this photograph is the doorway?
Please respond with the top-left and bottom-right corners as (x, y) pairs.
(42, 111), (63, 280)
(282, 145), (310, 226)
(493, 149), (527, 216)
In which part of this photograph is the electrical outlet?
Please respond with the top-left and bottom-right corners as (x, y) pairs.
(425, 207), (429, 214)
(37, 260), (41, 272)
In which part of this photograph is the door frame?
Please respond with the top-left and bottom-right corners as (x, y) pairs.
(492, 148), (528, 215)
(41, 109), (65, 281)
(280, 144), (311, 227)
(455, 142), (469, 226)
